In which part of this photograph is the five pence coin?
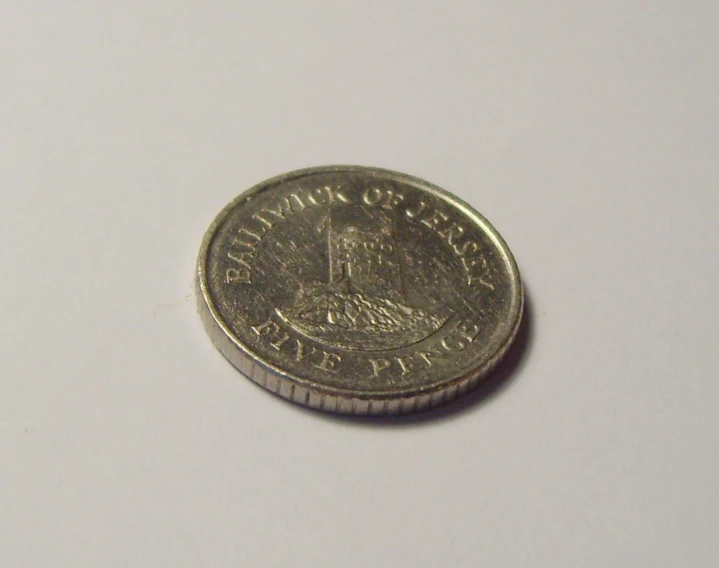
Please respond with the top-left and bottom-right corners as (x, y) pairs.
(196, 166), (523, 415)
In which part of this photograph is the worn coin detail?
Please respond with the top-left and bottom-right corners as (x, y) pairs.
(196, 166), (523, 415)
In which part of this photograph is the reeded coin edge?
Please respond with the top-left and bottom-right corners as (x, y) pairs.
(196, 165), (524, 416)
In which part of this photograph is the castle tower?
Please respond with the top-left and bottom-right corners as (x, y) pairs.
(328, 210), (404, 300)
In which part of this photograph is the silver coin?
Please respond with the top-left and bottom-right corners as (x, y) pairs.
(196, 166), (523, 415)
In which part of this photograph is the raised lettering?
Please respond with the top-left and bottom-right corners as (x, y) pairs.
(405, 199), (428, 218)
(227, 251), (253, 268)
(454, 239), (480, 257)
(416, 348), (446, 366)
(394, 356), (413, 374)
(289, 193), (309, 211)
(252, 211), (275, 229)
(314, 351), (342, 372)
(226, 267), (251, 284)
(325, 185), (352, 204)
(230, 238), (259, 251)
(362, 187), (383, 206)
(269, 333), (292, 350)
(262, 197), (294, 221)
(370, 358), (392, 376)
(441, 335), (467, 351)
(238, 227), (264, 242)
(420, 209), (450, 230)
(308, 187), (328, 205)
(462, 254), (495, 289)
(294, 339), (316, 362)
(456, 321), (480, 343)
(381, 189), (404, 209)
(252, 318), (280, 336)
(437, 223), (466, 247)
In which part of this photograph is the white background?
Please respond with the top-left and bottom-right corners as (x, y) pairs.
(2, 2), (718, 566)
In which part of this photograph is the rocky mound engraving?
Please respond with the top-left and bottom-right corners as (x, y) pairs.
(280, 288), (446, 351)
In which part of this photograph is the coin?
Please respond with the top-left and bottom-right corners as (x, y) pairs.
(196, 166), (523, 415)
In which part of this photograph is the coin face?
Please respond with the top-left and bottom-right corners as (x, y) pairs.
(196, 166), (523, 415)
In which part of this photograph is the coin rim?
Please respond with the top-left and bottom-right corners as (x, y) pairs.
(196, 165), (524, 412)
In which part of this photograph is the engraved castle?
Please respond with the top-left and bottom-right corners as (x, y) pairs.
(279, 208), (448, 351)
(328, 212), (404, 301)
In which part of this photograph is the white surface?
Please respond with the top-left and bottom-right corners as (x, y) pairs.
(2, 2), (718, 566)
